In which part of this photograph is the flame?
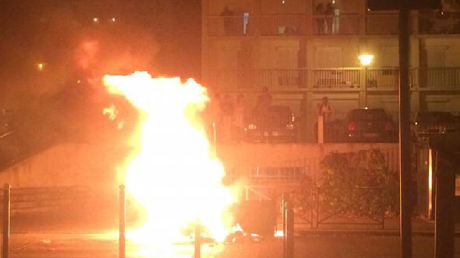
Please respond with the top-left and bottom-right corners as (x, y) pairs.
(102, 72), (235, 252)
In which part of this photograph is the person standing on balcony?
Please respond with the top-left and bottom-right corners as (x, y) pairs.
(233, 94), (247, 142)
(315, 3), (326, 34)
(220, 93), (234, 142)
(325, 2), (335, 34)
(318, 96), (334, 122)
(221, 7), (235, 35)
(253, 87), (273, 142)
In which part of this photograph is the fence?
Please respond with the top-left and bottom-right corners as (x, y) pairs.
(292, 186), (386, 229)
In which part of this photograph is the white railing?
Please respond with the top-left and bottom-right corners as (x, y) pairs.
(312, 14), (360, 35)
(207, 67), (460, 90)
(418, 67), (460, 90)
(312, 68), (360, 89)
(366, 68), (399, 89)
(260, 15), (307, 35)
(256, 69), (307, 88)
(207, 69), (307, 89)
(207, 15), (253, 36)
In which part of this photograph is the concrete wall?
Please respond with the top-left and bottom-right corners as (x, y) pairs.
(0, 144), (128, 190)
(0, 142), (399, 189)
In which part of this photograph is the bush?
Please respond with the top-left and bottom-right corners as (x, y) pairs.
(318, 149), (399, 217)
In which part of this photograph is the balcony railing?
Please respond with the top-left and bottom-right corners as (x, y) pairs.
(366, 13), (399, 35)
(312, 68), (360, 89)
(207, 67), (460, 91)
(366, 68), (399, 90)
(419, 11), (460, 34)
(260, 15), (307, 35)
(207, 69), (307, 89)
(208, 15), (254, 36)
(418, 67), (460, 90)
(312, 14), (360, 35)
(207, 11), (460, 36)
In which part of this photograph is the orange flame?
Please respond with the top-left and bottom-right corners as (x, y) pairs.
(103, 72), (235, 252)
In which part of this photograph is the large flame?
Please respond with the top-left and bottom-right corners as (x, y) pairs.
(103, 72), (235, 251)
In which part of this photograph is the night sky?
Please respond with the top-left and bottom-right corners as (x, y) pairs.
(0, 0), (201, 145)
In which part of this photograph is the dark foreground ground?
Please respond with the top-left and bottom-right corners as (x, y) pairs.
(6, 233), (460, 258)
(4, 207), (460, 258)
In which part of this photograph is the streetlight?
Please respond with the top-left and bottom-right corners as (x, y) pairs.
(358, 54), (374, 66)
(358, 54), (374, 106)
(36, 62), (46, 72)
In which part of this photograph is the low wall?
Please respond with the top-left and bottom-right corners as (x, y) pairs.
(217, 142), (399, 171)
(0, 144), (128, 191)
(0, 143), (399, 189)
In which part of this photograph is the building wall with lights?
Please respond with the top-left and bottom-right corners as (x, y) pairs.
(201, 0), (460, 141)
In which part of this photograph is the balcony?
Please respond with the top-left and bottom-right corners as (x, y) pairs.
(312, 14), (360, 35)
(366, 68), (399, 90)
(207, 69), (307, 90)
(312, 68), (360, 89)
(365, 13), (399, 35)
(260, 15), (307, 35)
(418, 67), (460, 90)
(207, 15), (254, 36)
(207, 11), (446, 36)
(206, 67), (460, 91)
(419, 11), (460, 34)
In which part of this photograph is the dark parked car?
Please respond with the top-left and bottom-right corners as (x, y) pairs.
(413, 111), (460, 141)
(345, 108), (398, 142)
(244, 105), (298, 143)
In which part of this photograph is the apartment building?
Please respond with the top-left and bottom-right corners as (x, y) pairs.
(201, 0), (460, 141)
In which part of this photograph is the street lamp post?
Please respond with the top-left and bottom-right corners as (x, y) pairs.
(358, 54), (374, 107)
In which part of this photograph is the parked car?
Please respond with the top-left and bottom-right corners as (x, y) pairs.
(413, 111), (460, 141)
(345, 108), (398, 142)
(244, 105), (298, 143)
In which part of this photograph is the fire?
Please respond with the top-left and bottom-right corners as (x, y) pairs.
(102, 72), (235, 249)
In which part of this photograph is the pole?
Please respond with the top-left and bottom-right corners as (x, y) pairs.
(399, 1), (412, 257)
(3, 184), (10, 258)
(119, 185), (126, 258)
(194, 220), (201, 258)
(282, 194), (287, 258)
(212, 122), (217, 156)
(434, 153), (455, 258)
(286, 199), (294, 258)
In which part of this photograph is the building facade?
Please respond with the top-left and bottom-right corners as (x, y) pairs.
(201, 0), (460, 141)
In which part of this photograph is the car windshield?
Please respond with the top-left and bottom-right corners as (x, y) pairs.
(348, 109), (388, 121)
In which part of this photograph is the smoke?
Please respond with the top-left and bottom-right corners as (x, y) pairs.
(0, 1), (161, 146)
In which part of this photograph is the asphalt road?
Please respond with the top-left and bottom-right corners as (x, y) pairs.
(6, 233), (460, 258)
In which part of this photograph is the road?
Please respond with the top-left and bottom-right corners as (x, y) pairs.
(6, 233), (460, 258)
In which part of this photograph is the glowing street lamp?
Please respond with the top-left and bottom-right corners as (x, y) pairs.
(358, 54), (374, 66)
(36, 62), (45, 72)
(92, 17), (99, 23)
